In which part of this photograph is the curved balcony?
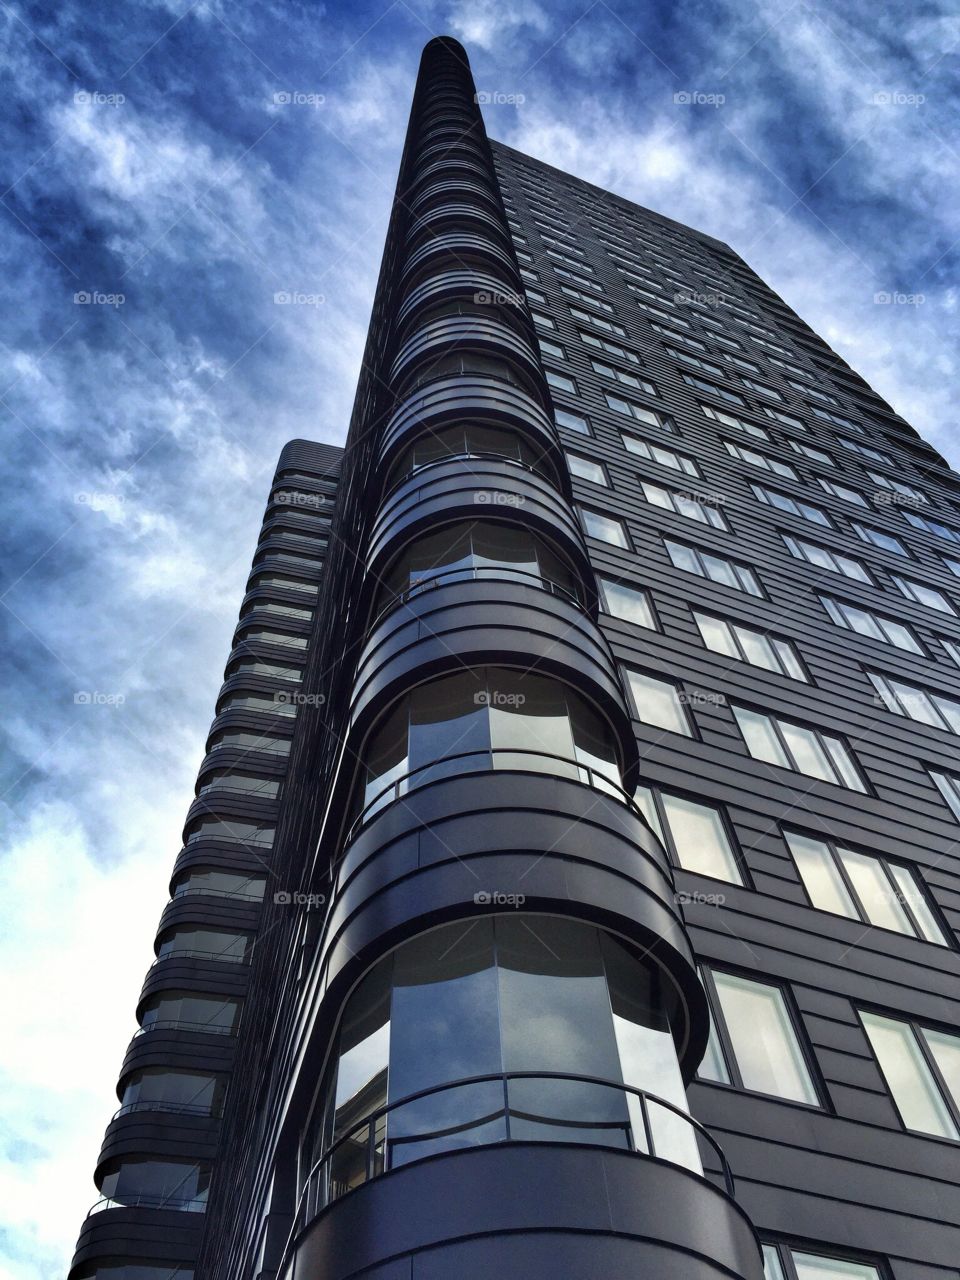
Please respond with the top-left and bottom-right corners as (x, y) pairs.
(401, 230), (518, 285)
(389, 314), (540, 388)
(365, 457), (589, 588)
(94, 1110), (220, 1183)
(315, 768), (704, 1073)
(397, 265), (524, 330)
(69, 1205), (202, 1279)
(347, 578), (623, 762)
(406, 156), (495, 198)
(154, 897), (262, 946)
(378, 374), (562, 479)
(408, 176), (501, 218)
(121, 1023), (239, 1083)
(412, 139), (488, 172)
(277, 1097), (761, 1280)
(405, 202), (505, 249)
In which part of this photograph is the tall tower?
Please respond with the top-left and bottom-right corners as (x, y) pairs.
(74, 35), (960, 1280)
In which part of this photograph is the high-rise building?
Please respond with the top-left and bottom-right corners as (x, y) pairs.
(72, 35), (960, 1280)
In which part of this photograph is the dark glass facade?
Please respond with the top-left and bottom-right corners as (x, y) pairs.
(73, 35), (960, 1280)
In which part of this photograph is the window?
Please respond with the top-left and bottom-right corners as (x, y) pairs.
(742, 376), (783, 401)
(641, 481), (728, 530)
(838, 437), (892, 465)
(598, 578), (656, 629)
(946, 557), (960, 577)
(555, 407), (590, 435)
(668, 347), (724, 377)
(700, 403), (770, 440)
(700, 970), (819, 1104)
(666, 539), (763, 596)
(785, 831), (947, 944)
(892, 575), (955, 614)
(561, 284), (615, 313)
(820, 596), (922, 653)
(905, 511), (960, 544)
(625, 669), (692, 736)
(861, 1011), (960, 1139)
(580, 332), (640, 363)
(553, 265), (603, 291)
(682, 373), (745, 405)
(592, 360), (656, 394)
(765, 407), (806, 430)
(868, 473), (928, 505)
(852, 523), (908, 555)
(635, 786), (743, 882)
(733, 705), (866, 791)
(752, 484), (831, 526)
(579, 506), (630, 548)
(724, 439), (797, 479)
(789, 440), (833, 465)
(941, 637), (960, 669)
(763, 1242), (882, 1280)
(566, 452), (607, 486)
(695, 613), (807, 681)
(538, 338), (565, 360)
(722, 351), (761, 375)
(817, 477), (870, 508)
(570, 307), (625, 336)
(605, 394), (673, 430)
(782, 535), (871, 583)
(930, 768), (960, 821)
(812, 406), (861, 430)
(622, 434), (698, 476)
(650, 322), (705, 350)
(799, 383), (839, 406)
(636, 299), (692, 328)
(870, 672), (960, 736)
(525, 286), (546, 305)
(545, 369), (576, 395)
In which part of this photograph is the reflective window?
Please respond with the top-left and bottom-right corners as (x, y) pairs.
(892, 575), (955, 614)
(641, 481), (728, 530)
(665, 539), (763, 596)
(635, 786), (742, 883)
(390, 423), (549, 484)
(99, 1158), (210, 1211)
(598, 578), (656, 629)
(817, 477), (870, 508)
(173, 869), (266, 902)
(733, 706), (866, 791)
(185, 817), (275, 847)
(625, 670), (693, 737)
(139, 992), (239, 1035)
(724, 439), (797, 479)
(545, 369), (576, 394)
(930, 768), (960, 821)
(702, 970), (819, 1104)
(555, 407), (590, 434)
(752, 484), (831, 526)
(870, 672), (960, 736)
(851, 523), (907, 556)
(763, 1242), (882, 1280)
(605, 394), (674, 431)
(120, 1068), (224, 1117)
(861, 1011), (960, 1139)
(565, 451), (607, 485)
(579, 506), (630, 547)
(820, 595), (922, 653)
(784, 832), (947, 944)
(621, 434), (698, 476)
(695, 612), (806, 681)
(157, 928), (251, 963)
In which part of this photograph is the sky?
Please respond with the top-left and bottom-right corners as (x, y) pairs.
(0, 0), (957, 1274)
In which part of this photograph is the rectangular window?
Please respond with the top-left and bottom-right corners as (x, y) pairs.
(930, 768), (960, 821)
(625, 669), (693, 736)
(732, 705), (866, 791)
(555, 407), (591, 435)
(752, 484), (831, 527)
(566, 452), (607, 486)
(782, 535), (871, 583)
(763, 1243), (881, 1280)
(723, 351), (761, 375)
(579, 506), (630, 548)
(838, 437), (892, 465)
(764, 407), (807, 430)
(800, 383), (840, 406)
(525, 286), (547, 305)
(666, 539), (763, 596)
(870, 672), (960, 736)
(636, 299), (692, 328)
(851, 523), (908, 555)
(817, 477), (870, 508)
(553, 264), (603, 291)
(538, 338), (565, 360)
(941, 638), (960, 669)
(605, 394), (673, 430)
(812, 406), (862, 430)
(641, 480), (728, 530)
(668, 347), (724, 377)
(650, 322), (706, 350)
(820, 595), (922, 652)
(788, 440), (833, 465)
(530, 310), (556, 330)
(785, 831), (947, 944)
(580, 331), (641, 364)
(560, 284), (615, 313)
(869, 472), (927, 503)
(622, 434), (698, 476)
(860, 1011), (960, 1139)
(598, 578), (656, 629)
(592, 360), (656, 394)
(570, 307), (626, 337)
(682, 373), (745, 405)
(742, 377), (783, 401)
(635, 785), (743, 883)
(700, 403), (770, 440)
(545, 369), (577, 395)
(701, 970), (820, 1104)
(905, 511), (960, 544)
(892, 575), (955, 614)
(694, 612), (807, 681)
(946, 557), (960, 577)
(724, 439), (798, 479)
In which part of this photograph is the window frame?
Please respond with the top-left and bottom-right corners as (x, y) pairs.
(858, 1008), (960, 1141)
(732, 703), (869, 792)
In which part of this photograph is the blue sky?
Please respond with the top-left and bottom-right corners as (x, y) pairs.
(0, 0), (957, 1274)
